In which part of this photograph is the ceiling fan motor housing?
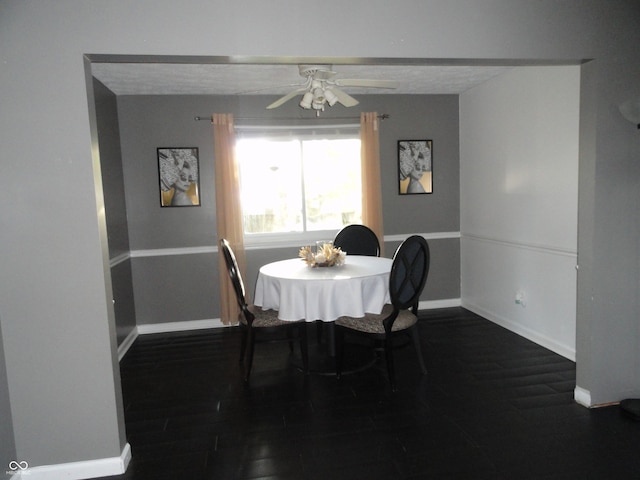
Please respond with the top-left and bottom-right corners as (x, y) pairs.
(299, 65), (335, 79)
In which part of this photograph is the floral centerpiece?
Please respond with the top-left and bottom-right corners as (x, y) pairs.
(299, 243), (346, 268)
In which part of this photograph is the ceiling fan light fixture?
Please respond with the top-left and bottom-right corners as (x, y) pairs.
(313, 87), (325, 104)
(324, 88), (338, 106)
(299, 91), (314, 109)
(269, 64), (397, 111)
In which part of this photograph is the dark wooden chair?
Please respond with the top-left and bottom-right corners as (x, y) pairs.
(322, 224), (382, 347)
(335, 235), (429, 391)
(333, 224), (380, 257)
(219, 238), (308, 381)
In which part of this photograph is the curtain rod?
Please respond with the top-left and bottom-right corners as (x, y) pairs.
(194, 113), (390, 122)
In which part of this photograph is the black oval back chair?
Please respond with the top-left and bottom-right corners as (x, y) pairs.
(335, 235), (430, 391)
(333, 224), (380, 257)
(219, 238), (308, 381)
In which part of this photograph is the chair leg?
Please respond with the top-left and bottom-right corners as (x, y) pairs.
(335, 326), (345, 379)
(298, 323), (309, 374)
(244, 328), (255, 382)
(326, 323), (337, 357)
(239, 325), (248, 363)
(316, 320), (324, 344)
(410, 325), (428, 375)
(287, 328), (294, 354)
(384, 335), (397, 392)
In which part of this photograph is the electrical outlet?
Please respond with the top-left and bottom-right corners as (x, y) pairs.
(515, 291), (526, 307)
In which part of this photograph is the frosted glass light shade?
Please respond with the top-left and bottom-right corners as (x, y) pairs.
(299, 91), (314, 109)
(324, 88), (338, 106)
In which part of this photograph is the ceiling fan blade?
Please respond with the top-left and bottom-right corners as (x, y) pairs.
(237, 83), (304, 95)
(266, 88), (308, 109)
(335, 79), (398, 89)
(329, 87), (359, 107)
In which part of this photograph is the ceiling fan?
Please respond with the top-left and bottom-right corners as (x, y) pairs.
(266, 65), (397, 111)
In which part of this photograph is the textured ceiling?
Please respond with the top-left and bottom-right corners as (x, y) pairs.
(91, 62), (513, 96)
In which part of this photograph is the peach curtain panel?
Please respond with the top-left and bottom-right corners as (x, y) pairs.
(360, 112), (385, 257)
(213, 113), (245, 325)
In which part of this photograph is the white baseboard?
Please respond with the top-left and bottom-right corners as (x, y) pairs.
(117, 319), (233, 361)
(462, 301), (576, 361)
(14, 443), (130, 480)
(117, 328), (138, 361)
(136, 318), (231, 335)
(574, 386), (592, 407)
(418, 298), (461, 310)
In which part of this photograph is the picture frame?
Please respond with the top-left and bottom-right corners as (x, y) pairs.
(157, 147), (200, 207)
(398, 140), (433, 195)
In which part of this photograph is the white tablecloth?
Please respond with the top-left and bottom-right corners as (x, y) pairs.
(254, 256), (392, 322)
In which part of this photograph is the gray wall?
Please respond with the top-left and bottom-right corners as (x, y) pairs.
(0, 316), (16, 478)
(95, 79), (137, 345)
(116, 93), (460, 325)
(0, 0), (639, 472)
(95, 79), (130, 259)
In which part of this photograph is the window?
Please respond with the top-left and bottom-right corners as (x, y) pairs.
(236, 125), (361, 244)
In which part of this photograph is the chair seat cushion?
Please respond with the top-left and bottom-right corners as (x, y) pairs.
(335, 304), (417, 334)
(239, 305), (303, 328)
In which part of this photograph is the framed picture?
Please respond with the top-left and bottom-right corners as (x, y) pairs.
(158, 147), (200, 207)
(398, 140), (433, 195)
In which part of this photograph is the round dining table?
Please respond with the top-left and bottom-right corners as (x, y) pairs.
(253, 255), (392, 374)
(254, 255), (392, 322)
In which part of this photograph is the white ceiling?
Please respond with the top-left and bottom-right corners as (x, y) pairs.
(91, 62), (513, 96)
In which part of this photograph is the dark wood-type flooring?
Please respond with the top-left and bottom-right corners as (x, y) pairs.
(106, 308), (640, 479)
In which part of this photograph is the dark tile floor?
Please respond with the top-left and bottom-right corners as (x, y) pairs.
(106, 308), (640, 480)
